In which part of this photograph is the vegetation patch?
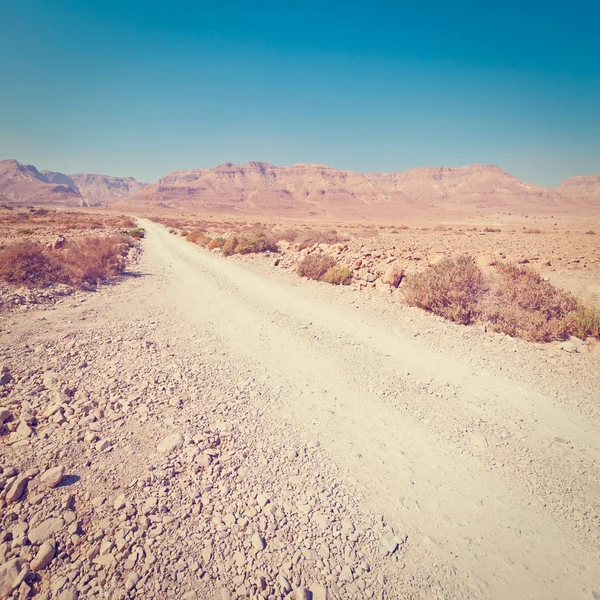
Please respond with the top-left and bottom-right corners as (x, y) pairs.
(404, 256), (600, 342)
(0, 236), (133, 288)
(403, 255), (485, 325)
(221, 231), (278, 257)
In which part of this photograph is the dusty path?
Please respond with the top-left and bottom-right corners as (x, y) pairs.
(1, 219), (599, 600)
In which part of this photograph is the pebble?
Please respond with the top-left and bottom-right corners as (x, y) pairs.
(41, 466), (66, 488)
(31, 540), (56, 571)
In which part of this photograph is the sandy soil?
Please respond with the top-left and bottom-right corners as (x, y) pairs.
(1, 218), (599, 600)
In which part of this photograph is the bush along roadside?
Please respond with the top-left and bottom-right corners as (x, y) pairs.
(403, 255), (600, 343)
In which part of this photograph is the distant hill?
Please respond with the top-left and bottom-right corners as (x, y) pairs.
(0, 159), (146, 207)
(2, 158), (598, 216)
(557, 174), (600, 204)
(42, 171), (147, 206)
(118, 161), (576, 217)
(0, 160), (83, 206)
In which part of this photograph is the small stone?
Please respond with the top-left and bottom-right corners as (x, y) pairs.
(31, 540), (56, 571)
(157, 433), (184, 453)
(57, 587), (78, 600)
(29, 518), (65, 544)
(6, 475), (29, 503)
(381, 536), (398, 554)
(256, 494), (269, 508)
(287, 589), (311, 600)
(0, 559), (22, 598)
(339, 565), (353, 582)
(41, 466), (65, 488)
(309, 583), (328, 600)
(252, 533), (266, 551)
(125, 572), (140, 592)
(96, 439), (112, 452)
(113, 494), (126, 510)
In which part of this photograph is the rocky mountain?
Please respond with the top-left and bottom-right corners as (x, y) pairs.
(119, 161), (573, 217)
(42, 172), (147, 206)
(557, 174), (600, 204)
(0, 159), (146, 207)
(0, 160), (83, 206)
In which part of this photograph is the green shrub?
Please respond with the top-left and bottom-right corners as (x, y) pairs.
(127, 228), (145, 239)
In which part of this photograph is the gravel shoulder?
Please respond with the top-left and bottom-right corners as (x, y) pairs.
(1, 218), (598, 600)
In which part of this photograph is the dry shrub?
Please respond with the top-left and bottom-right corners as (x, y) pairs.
(481, 263), (580, 342)
(585, 230), (596, 235)
(207, 237), (226, 250)
(0, 236), (132, 288)
(186, 230), (211, 246)
(221, 231), (278, 257)
(575, 306), (600, 339)
(523, 228), (542, 234)
(483, 227), (501, 233)
(403, 255), (485, 325)
(295, 230), (345, 250)
(297, 254), (336, 281)
(322, 266), (352, 285)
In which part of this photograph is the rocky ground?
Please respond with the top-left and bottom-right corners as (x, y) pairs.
(1, 218), (599, 600)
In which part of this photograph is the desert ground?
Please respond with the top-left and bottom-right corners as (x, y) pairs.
(1, 208), (599, 600)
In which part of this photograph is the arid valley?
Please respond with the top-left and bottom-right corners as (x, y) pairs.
(0, 153), (599, 600)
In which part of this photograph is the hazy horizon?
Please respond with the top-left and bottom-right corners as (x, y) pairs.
(1, 0), (598, 187)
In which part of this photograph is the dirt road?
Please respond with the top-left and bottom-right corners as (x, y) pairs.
(2, 219), (599, 600)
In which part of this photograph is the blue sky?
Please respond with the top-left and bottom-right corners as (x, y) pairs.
(1, 0), (598, 186)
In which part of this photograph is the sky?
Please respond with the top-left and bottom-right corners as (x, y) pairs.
(1, 0), (599, 186)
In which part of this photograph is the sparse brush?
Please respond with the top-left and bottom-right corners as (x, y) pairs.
(483, 227), (501, 233)
(574, 305), (600, 339)
(207, 237), (226, 250)
(321, 266), (352, 285)
(297, 254), (336, 281)
(0, 236), (133, 288)
(585, 230), (596, 235)
(275, 228), (300, 242)
(127, 228), (145, 239)
(186, 230), (211, 246)
(481, 263), (580, 342)
(221, 231), (278, 257)
(403, 255), (485, 325)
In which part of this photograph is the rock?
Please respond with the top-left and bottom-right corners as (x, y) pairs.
(251, 533), (266, 551)
(382, 263), (404, 287)
(52, 236), (67, 250)
(29, 518), (65, 544)
(339, 565), (353, 582)
(57, 587), (78, 600)
(256, 494), (269, 508)
(125, 572), (140, 592)
(0, 409), (12, 424)
(381, 536), (398, 554)
(157, 433), (184, 453)
(287, 589), (311, 600)
(0, 370), (12, 385)
(6, 475), (28, 503)
(113, 493), (126, 510)
(470, 433), (488, 448)
(41, 466), (65, 488)
(96, 439), (112, 452)
(31, 540), (56, 571)
(309, 583), (328, 600)
(0, 558), (22, 599)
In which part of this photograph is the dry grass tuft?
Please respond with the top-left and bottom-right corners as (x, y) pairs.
(207, 237), (226, 250)
(0, 236), (133, 288)
(403, 255), (486, 325)
(295, 230), (346, 251)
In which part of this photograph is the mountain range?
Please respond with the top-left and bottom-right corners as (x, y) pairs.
(1, 158), (599, 217)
